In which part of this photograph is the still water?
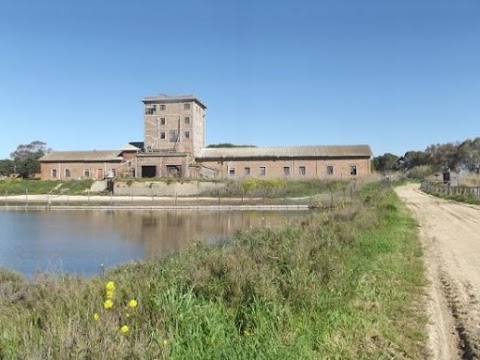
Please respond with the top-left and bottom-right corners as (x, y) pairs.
(0, 209), (305, 276)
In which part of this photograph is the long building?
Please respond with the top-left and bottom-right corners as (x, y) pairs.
(40, 94), (372, 180)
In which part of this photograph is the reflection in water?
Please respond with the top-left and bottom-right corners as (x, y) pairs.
(0, 210), (306, 276)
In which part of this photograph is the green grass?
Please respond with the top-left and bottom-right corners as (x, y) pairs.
(0, 182), (426, 359)
(202, 178), (354, 198)
(0, 179), (93, 195)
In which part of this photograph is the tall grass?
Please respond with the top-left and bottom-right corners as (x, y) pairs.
(0, 179), (93, 195)
(0, 182), (426, 359)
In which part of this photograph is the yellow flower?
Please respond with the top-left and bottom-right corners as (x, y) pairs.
(104, 299), (113, 309)
(120, 325), (129, 333)
(105, 281), (115, 291)
(162, 339), (168, 346)
(128, 299), (138, 308)
(93, 313), (100, 321)
(105, 290), (115, 299)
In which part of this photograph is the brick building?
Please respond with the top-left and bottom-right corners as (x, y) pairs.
(39, 94), (372, 180)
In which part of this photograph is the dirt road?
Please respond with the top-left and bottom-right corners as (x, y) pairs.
(396, 184), (480, 359)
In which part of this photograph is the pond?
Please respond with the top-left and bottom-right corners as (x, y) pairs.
(0, 209), (307, 276)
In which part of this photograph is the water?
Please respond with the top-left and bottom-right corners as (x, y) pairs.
(0, 209), (305, 276)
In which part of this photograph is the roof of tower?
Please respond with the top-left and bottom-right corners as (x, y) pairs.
(142, 94), (206, 109)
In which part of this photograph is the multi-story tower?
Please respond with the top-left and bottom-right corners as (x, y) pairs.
(143, 94), (206, 156)
(138, 94), (207, 178)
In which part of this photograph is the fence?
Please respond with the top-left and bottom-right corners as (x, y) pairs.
(421, 181), (480, 201)
(1, 185), (359, 211)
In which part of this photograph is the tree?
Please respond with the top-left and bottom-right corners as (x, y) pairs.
(400, 150), (429, 170)
(457, 138), (480, 172)
(0, 159), (14, 176)
(372, 153), (399, 172)
(424, 142), (460, 171)
(10, 141), (50, 178)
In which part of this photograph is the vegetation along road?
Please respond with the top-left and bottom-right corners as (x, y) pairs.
(396, 183), (480, 359)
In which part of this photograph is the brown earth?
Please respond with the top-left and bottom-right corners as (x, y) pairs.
(396, 184), (480, 360)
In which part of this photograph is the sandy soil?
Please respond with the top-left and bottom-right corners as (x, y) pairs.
(396, 184), (480, 360)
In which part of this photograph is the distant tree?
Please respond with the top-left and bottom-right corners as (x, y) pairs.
(457, 137), (480, 172)
(399, 150), (429, 170)
(372, 153), (399, 172)
(206, 143), (257, 148)
(0, 159), (14, 176)
(425, 142), (460, 171)
(10, 141), (50, 178)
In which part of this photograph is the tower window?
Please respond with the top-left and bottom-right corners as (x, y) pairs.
(160, 131), (165, 139)
(145, 105), (156, 115)
(184, 116), (190, 124)
(159, 104), (166, 110)
(184, 131), (190, 139)
(160, 117), (165, 125)
(184, 103), (191, 110)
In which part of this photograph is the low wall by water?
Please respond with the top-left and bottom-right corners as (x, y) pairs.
(114, 181), (225, 196)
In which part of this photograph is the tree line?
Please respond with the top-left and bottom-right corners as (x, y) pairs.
(373, 137), (480, 174)
(0, 141), (49, 178)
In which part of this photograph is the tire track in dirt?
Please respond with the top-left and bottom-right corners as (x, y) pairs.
(396, 184), (480, 360)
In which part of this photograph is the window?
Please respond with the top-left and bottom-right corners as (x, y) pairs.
(327, 166), (334, 175)
(52, 169), (57, 178)
(159, 104), (166, 111)
(184, 131), (190, 139)
(184, 103), (191, 110)
(350, 166), (357, 176)
(160, 131), (166, 139)
(184, 116), (190, 125)
(65, 169), (71, 178)
(229, 168), (235, 177)
(244, 167), (251, 176)
(145, 105), (156, 115)
(160, 117), (166, 125)
(84, 169), (90, 178)
(259, 166), (266, 176)
(169, 129), (179, 143)
(283, 167), (290, 176)
(299, 166), (306, 176)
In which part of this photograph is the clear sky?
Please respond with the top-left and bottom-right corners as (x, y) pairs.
(1, 0), (479, 158)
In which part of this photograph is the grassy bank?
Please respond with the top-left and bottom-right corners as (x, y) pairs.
(0, 183), (426, 359)
(0, 179), (93, 195)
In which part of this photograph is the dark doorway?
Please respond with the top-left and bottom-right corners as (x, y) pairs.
(141, 166), (156, 178)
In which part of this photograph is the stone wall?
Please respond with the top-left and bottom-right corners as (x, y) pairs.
(114, 180), (224, 196)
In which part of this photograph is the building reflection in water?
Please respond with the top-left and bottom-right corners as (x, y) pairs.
(99, 210), (306, 260)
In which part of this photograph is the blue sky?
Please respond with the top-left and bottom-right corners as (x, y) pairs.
(1, 0), (479, 158)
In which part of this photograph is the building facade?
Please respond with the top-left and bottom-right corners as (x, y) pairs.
(39, 94), (372, 180)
